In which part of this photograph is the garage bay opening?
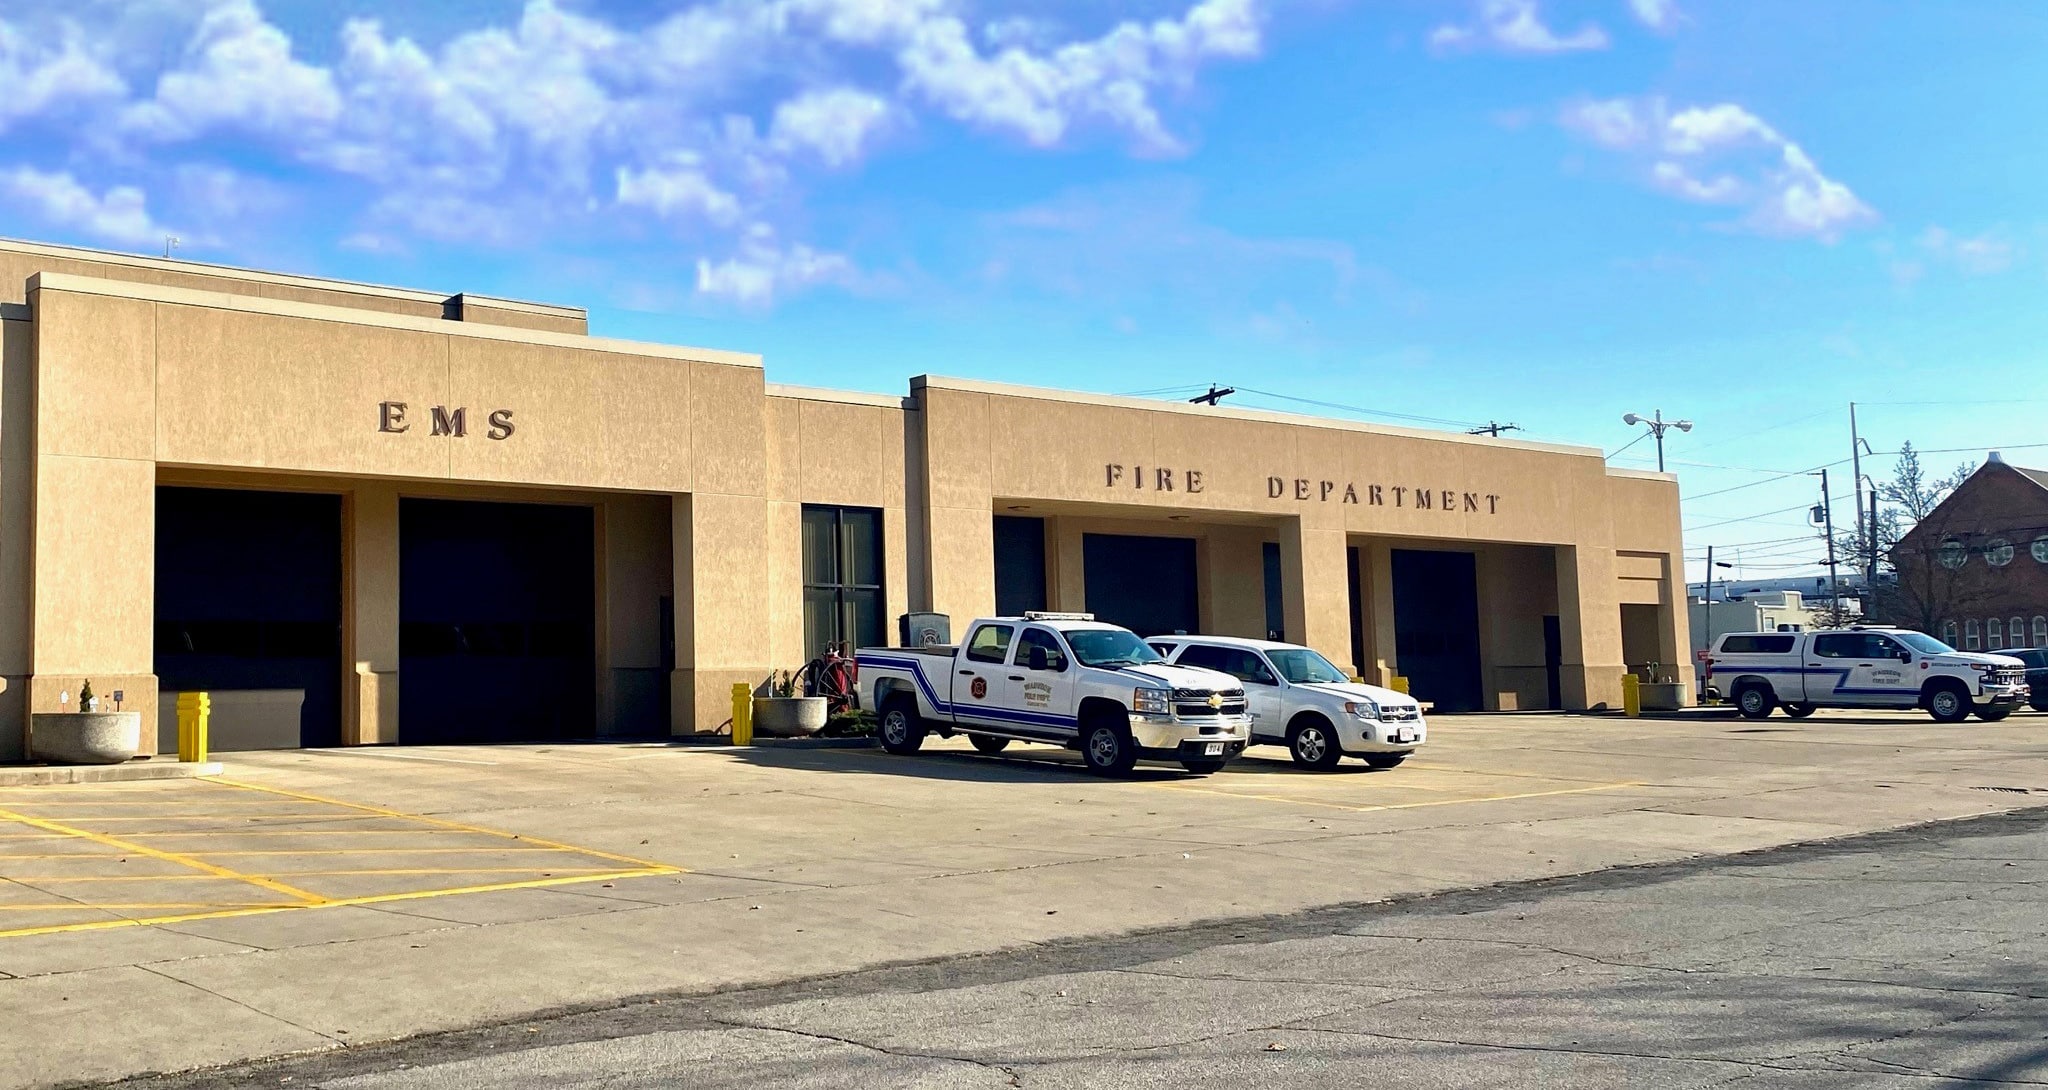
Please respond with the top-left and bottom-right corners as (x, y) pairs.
(1391, 548), (1484, 713)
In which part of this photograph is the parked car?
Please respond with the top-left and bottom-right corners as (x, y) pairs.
(1706, 626), (2027, 723)
(2008, 648), (2048, 711)
(856, 613), (1251, 776)
(1148, 635), (1425, 769)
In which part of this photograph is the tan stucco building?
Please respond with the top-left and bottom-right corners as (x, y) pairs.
(0, 237), (1692, 759)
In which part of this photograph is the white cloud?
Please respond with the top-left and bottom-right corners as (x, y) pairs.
(616, 155), (743, 226)
(121, 0), (340, 140)
(0, 167), (171, 247)
(695, 224), (854, 305)
(1560, 97), (1875, 240)
(1918, 226), (2017, 275)
(770, 88), (893, 167)
(0, 18), (126, 132)
(0, 0), (1269, 306)
(1431, 0), (1608, 55)
(1627, 0), (1682, 32)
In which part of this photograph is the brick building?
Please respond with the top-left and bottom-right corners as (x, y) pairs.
(1888, 453), (2048, 652)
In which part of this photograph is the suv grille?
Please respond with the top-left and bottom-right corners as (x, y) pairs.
(1379, 704), (1421, 722)
(1171, 688), (1248, 718)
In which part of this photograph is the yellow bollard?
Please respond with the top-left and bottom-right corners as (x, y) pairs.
(1622, 673), (1642, 718)
(730, 682), (753, 746)
(175, 691), (210, 762)
(1390, 675), (1410, 695)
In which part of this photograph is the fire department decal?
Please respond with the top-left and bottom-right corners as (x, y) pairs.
(1023, 681), (1052, 708)
(970, 676), (988, 700)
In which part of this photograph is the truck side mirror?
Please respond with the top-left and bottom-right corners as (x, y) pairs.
(1898, 651), (1913, 664)
(1029, 646), (1050, 671)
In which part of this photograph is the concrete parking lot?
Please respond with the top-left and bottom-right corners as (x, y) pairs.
(3, 709), (2047, 1087)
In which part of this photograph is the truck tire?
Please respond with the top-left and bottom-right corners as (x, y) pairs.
(1179, 758), (1227, 775)
(970, 734), (1011, 755)
(1287, 717), (1342, 770)
(1734, 683), (1775, 719)
(1364, 754), (1407, 769)
(1783, 702), (1817, 719)
(1081, 712), (1138, 777)
(1925, 682), (1971, 724)
(878, 696), (927, 755)
(1977, 706), (2013, 722)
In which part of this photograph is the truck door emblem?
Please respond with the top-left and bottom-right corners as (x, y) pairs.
(971, 677), (988, 700)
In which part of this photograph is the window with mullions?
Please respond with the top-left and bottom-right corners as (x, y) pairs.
(802, 506), (884, 656)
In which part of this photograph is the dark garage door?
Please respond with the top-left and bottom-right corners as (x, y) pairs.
(1082, 533), (1199, 638)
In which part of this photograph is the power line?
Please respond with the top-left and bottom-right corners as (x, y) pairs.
(1227, 386), (1489, 431)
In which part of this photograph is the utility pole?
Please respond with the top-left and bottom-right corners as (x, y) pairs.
(1468, 421), (1521, 437)
(1816, 468), (1840, 614)
(1867, 483), (1880, 586)
(1189, 384), (1235, 406)
(1850, 402), (1864, 567)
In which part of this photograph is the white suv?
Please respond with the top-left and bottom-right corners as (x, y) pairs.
(1149, 635), (1426, 769)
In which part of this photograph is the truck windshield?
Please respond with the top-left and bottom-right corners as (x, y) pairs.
(1267, 649), (1350, 684)
(1894, 631), (1955, 655)
(1066, 630), (1166, 668)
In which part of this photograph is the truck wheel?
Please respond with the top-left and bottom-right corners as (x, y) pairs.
(1925, 683), (1971, 724)
(1081, 715), (1138, 777)
(1364, 754), (1407, 769)
(878, 696), (926, 755)
(1179, 759), (1227, 775)
(1783, 703), (1816, 719)
(970, 734), (1011, 755)
(1287, 718), (1341, 770)
(1735, 684), (1775, 719)
(1977, 706), (2013, 722)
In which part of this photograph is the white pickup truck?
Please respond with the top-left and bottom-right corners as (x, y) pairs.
(1708, 626), (2028, 723)
(857, 613), (1252, 776)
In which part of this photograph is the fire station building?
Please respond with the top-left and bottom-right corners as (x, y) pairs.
(0, 237), (1692, 757)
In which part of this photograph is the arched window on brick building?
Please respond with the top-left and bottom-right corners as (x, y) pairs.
(1967, 619), (1981, 649)
(1988, 618), (2003, 649)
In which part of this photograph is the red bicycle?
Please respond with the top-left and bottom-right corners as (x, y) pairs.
(796, 642), (859, 716)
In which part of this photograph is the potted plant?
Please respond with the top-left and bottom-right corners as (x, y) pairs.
(752, 670), (829, 737)
(1639, 663), (1689, 711)
(29, 679), (144, 764)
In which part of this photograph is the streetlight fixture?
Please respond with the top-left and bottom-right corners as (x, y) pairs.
(1622, 409), (1692, 473)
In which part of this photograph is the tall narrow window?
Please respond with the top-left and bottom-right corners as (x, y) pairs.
(2012, 617), (2026, 648)
(2034, 616), (2047, 647)
(1942, 621), (1958, 647)
(1967, 619), (1981, 650)
(1988, 618), (2003, 649)
(802, 506), (884, 656)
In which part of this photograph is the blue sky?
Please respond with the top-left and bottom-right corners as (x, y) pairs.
(3, 0), (2045, 586)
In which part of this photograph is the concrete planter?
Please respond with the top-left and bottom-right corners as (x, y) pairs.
(29, 712), (143, 764)
(753, 696), (829, 738)
(1641, 682), (1688, 712)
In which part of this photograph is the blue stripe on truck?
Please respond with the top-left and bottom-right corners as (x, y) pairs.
(861, 654), (1077, 728)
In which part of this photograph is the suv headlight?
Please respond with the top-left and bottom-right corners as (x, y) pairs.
(1343, 700), (1380, 720)
(1133, 687), (1173, 715)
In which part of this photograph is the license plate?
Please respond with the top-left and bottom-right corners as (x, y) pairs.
(1394, 729), (1416, 743)
(1204, 742), (1224, 756)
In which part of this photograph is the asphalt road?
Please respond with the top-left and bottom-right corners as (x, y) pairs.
(107, 804), (2048, 1090)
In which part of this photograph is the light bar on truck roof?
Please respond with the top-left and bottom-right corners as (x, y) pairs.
(1022, 612), (1095, 622)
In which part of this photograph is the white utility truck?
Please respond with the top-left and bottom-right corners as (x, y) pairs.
(1707, 626), (2027, 723)
(857, 613), (1252, 776)
(1148, 635), (1426, 769)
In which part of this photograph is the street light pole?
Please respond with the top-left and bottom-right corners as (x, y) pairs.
(1622, 409), (1693, 473)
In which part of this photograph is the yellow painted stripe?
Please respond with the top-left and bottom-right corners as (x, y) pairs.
(0, 867), (676, 939)
(0, 903), (301, 911)
(241, 867), (622, 877)
(1153, 781), (1642, 813)
(202, 778), (681, 871)
(182, 847), (576, 857)
(0, 805), (326, 904)
(8, 814), (388, 823)
(107, 829), (521, 837)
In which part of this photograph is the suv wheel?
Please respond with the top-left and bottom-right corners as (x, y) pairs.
(1082, 715), (1138, 777)
(1926, 683), (1971, 724)
(1288, 718), (1341, 770)
(878, 696), (926, 755)
(1735, 684), (1775, 720)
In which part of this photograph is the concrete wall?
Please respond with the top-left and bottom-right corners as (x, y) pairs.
(912, 377), (1692, 710)
(0, 239), (585, 334)
(17, 272), (767, 746)
(763, 387), (913, 669)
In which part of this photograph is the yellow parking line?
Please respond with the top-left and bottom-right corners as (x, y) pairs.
(0, 867), (674, 939)
(1155, 781), (1642, 813)
(13, 814), (387, 823)
(0, 805), (326, 904)
(0, 903), (302, 911)
(184, 848), (574, 857)
(111, 829), (519, 837)
(241, 867), (621, 877)
(203, 778), (679, 871)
